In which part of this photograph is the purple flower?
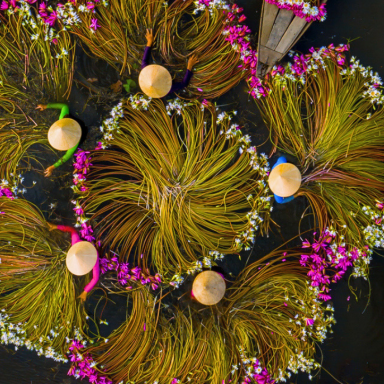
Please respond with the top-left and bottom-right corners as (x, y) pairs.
(0, 1), (9, 10)
(306, 318), (314, 326)
(45, 11), (57, 27)
(89, 18), (100, 31)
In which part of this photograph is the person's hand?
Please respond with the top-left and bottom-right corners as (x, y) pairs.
(145, 28), (154, 47)
(78, 291), (88, 303)
(187, 54), (199, 70)
(47, 222), (58, 231)
(44, 165), (55, 177)
(36, 104), (47, 111)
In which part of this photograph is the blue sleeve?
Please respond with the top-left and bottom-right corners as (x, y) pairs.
(272, 156), (287, 170)
(274, 194), (295, 204)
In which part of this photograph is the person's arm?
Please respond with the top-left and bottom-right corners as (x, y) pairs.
(141, 29), (153, 69)
(83, 258), (100, 293)
(44, 143), (79, 176)
(78, 256), (100, 302)
(53, 143), (79, 168)
(168, 54), (198, 94)
(169, 70), (193, 93)
(56, 224), (81, 244)
(46, 102), (70, 120)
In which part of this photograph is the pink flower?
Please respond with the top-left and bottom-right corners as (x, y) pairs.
(89, 18), (100, 31)
(0, 1), (9, 10)
(45, 11), (57, 26)
(305, 318), (314, 326)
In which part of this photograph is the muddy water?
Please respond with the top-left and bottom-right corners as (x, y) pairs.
(1, 0), (384, 382)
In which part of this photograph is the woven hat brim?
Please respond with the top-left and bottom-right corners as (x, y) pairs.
(139, 64), (172, 98)
(48, 118), (82, 151)
(268, 163), (301, 197)
(66, 241), (97, 276)
(192, 271), (226, 305)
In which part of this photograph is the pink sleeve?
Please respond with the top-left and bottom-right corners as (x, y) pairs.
(57, 225), (81, 245)
(83, 255), (100, 293)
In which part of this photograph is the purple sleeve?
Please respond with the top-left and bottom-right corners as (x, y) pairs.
(169, 69), (193, 94)
(141, 46), (151, 69)
(57, 225), (81, 245)
(83, 255), (100, 293)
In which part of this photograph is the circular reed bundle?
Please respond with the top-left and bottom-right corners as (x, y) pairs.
(256, 46), (384, 247)
(0, 7), (75, 100)
(67, 0), (247, 98)
(0, 75), (50, 181)
(68, 0), (165, 75)
(69, 251), (334, 384)
(0, 197), (89, 360)
(82, 98), (271, 283)
(159, 0), (247, 99)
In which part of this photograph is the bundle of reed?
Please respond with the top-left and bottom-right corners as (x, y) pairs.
(0, 198), (89, 359)
(69, 251), (334, 383)
(68, 0), (248, 98)
(159, 0), (248, 99)
(0, 75), (49, 181)
(256, 45), (384, 247)
(0, 10), (75, 100)
(68, 0), (165, 75)
(82, 98), (271, 283)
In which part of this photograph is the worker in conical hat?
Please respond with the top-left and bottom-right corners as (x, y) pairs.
(139, 29), (199, 98)
(268, 156), (301, 204)
(36, 103), (82, 177)
(47, 223), (99, 302)
(192, 270), (226, 305)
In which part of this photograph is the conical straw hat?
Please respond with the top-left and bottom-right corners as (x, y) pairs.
(66, 241), (97, 276)
(48, 118), (82, 151)
(139, 64), (172, 98)
(192, 271), (226, 305)
(268, 163), (301, 197)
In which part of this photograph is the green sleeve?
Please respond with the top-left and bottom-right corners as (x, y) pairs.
(47, 103), (70, 120)
(53, 143), (79, 169)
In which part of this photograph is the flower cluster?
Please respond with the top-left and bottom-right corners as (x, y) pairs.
(300, 228), (372, 301)
(68, 340), (113, 384)
(0, 309), (86, 363)
(270, 43), (349, 84)
(0, 175), (26, 201)
(342, 57), (384, 105)
(97, 101), (124, 149)
(0, 0), (109, 45)
(215, 111), (272, 252)
(236, 347), (275, 383)
(166, 98), (192, 115)
(128, 93), (152, 111)
(264, 0), (327, 22)
(100, 255), (161, 291)
(169, 251), (225, 288)
(236, 192), (272, 251)
(264, 42), (384, 106)
(193, 1), (264, 101)
(362, 200), (384, 249)
(71, 149), (94, 242)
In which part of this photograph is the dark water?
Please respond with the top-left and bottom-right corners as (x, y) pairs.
(1, 0), (384, 383)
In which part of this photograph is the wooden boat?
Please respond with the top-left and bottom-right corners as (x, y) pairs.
(256, 0), (327, 78)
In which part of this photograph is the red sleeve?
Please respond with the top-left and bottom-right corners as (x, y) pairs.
(83, 256), (100, 293)
(57, 225), (81, 245)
